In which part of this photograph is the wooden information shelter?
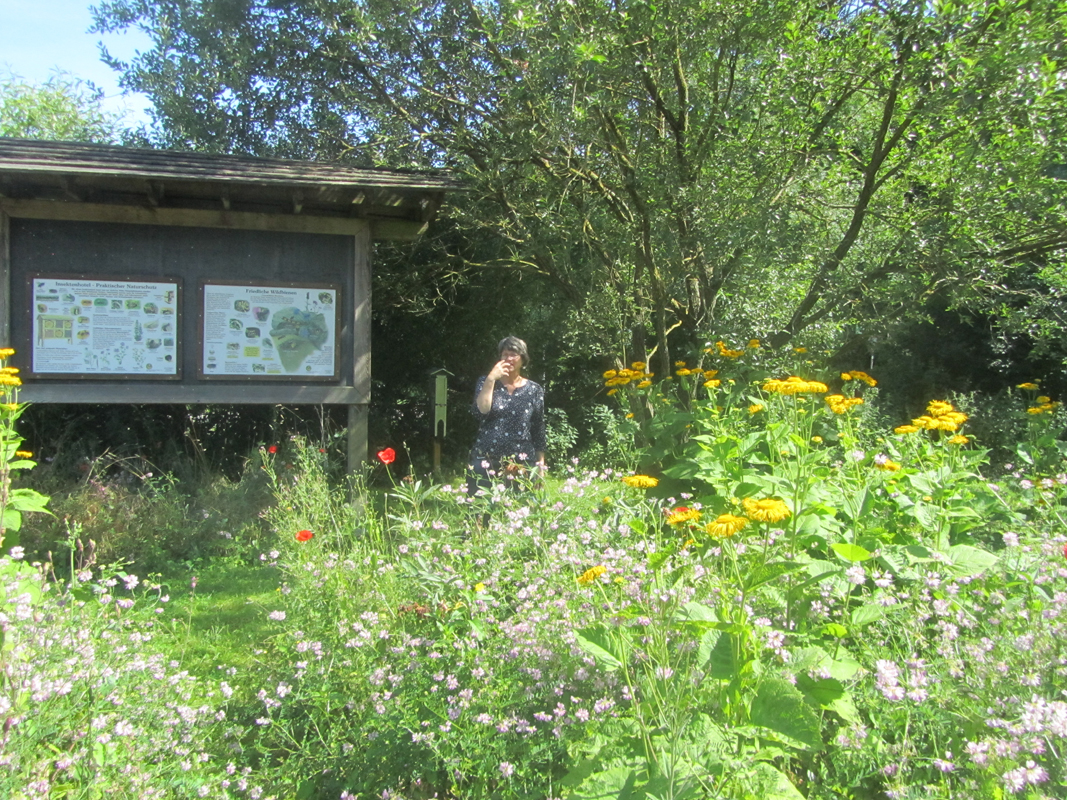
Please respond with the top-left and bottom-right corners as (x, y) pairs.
(0, 138), (458, 470)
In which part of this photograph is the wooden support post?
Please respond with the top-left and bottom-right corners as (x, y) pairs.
(347, 222), (372, 477)
(0, 211), (9, 350)
(347, 403), (369, 478)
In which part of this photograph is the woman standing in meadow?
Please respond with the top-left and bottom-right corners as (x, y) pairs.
(467, 336), (546, 497)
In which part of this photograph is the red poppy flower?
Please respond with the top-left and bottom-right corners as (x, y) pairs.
(1063, 542), (1067, 560)
(377, 447), (396, 465)
(268, 445), (278, 454)
(295, 529), (313, 542)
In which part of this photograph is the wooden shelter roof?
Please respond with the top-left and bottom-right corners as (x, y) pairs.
(0, 138), (461, 239)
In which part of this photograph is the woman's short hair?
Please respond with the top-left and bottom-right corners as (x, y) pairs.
(498, 335), (530, 366)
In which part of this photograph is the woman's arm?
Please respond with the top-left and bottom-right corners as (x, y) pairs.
(476, 360), (511, 414)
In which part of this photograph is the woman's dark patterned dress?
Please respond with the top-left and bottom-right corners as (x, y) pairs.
(468, 376), (546, 485)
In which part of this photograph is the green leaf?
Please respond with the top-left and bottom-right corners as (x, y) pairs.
(696, 629), (722, 670)
(830, 543), (872, 562)
(575, 631), (623, 672)
(562, 762), (643, 800)
(946, 544), (998, 577)
(850, 603), (886, 628)
(0, 508), (21, 533)
(705, 631), (740, 680)
(675, 602), (719, 623)
(821, 623), (847, 638)
(750, 677), (823, 750)
(648, 550), (671, 571)
(903, 544), (936, 563)
(744, 560), (803, 591)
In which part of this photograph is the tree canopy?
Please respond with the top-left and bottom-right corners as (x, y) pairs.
(0, 72), (124, 143)
(92, 0), (1067, 375)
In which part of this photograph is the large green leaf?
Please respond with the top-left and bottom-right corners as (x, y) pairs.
(744, 560), (803, 592)
(750, 677), (823, 750)
(563, 762), (643, 800)
(830, 542), (872, 562)
(745, 762), (806, 799)
(946, 544), (998, 577)
(850, 603), (886, 628)
(0, 507), (21, 533)
(575, 630), (623, 671)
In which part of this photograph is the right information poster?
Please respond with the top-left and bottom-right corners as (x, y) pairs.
(200, 282), (339, 379)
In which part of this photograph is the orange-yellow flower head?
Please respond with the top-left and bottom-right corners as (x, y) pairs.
(841, 370), (877, 387)
(742, 497), (791, 523)
(825, 394), (864, 414)
(621, 475), (659, 489)
(763, 376), (829, 395)
(715, 341), (744, 359)
(706, 514), (748, 539)
(665, 507), (702, 526)
(908, 400), (968, 432)
(577, 565), (607, 585)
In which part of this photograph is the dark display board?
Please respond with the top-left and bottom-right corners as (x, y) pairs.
(9, 218), (357, 394)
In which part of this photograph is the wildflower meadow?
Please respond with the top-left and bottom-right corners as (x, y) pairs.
(2, 343), (1067, 799)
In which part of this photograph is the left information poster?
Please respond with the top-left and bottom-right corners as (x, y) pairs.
(28, 276), (181, 378)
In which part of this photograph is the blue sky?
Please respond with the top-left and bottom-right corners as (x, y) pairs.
(0, 0), (155, 126)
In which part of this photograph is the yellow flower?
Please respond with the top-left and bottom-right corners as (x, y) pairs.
(763, 376), (828, 395)
(748, 403), (764, 414)
(825, 394), (864, 414)
(1017, 382), (1040, 390)
(948, 435), (969, 445)
(606, 388), (618, 396)
(665, 508), (702, 526)
(637, 380), (652, 389)
(742, 497), (792, 523)
(631, 361), (646, 370)
(926, 400), (955, 417)
(474, 583), (486, 593)
(894, 424), (919, 434)
(841, 370), (877, 387)
(674, 361), (687, 367)
(602, 369), (618, 379)
(621, 475), (659, 489)
(875, 460), (901, 471)
(625, 412), (634, 419)
(748, 339), (760, 348)
(1027, 406), (1048, 415)
(1037, 396), (1051, 404)
(793, 347), (807, 353)
(577, 565), (607, 585)
(706, 514), (748, 539)
(14, 450), (32, 458)
(0, 367), (19, 375)
(0, 375), (22, 387)
(676, 368), (692, 376)
(704, 378), (721, 389)
(0, 348), (14, 358)
(811, 436), (823, 443)
(716, 341), (744, 359)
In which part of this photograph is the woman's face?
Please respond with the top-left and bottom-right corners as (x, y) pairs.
(501, 349), (524, 372)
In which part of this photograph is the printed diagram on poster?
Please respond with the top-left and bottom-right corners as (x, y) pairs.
(200, 283), (339, 379)
(29, 276), (180, 377)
